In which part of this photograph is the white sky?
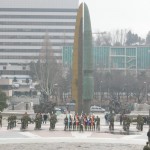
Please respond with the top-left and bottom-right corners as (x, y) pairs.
(79, 0), (150, 38)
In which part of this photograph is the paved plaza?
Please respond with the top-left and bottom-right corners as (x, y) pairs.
(0, 113), (148, 150)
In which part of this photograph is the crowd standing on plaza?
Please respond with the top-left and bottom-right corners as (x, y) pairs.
(1, 110), (150, 149)
(0, 111), (149, 134)
(0, 112), (57, 131)
(63, 112), (146, 132)
(64, 113), (100, 131)
(117, 114), (145, 132)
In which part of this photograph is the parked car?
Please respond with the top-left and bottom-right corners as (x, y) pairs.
(66, 103), (75, 111)
(55, 107), (67, 114)
(90, 105), (105, 112)
(12, 83), (20, 88)
(54, 107), (62, 115)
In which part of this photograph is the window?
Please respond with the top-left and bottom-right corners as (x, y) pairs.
(3, 66), (6, 70)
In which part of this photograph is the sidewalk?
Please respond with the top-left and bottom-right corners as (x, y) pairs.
(0, 143), (144, 150)
(0, 113), (148, 150)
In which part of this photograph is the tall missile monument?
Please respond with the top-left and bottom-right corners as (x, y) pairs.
(72, 3), (94, 114)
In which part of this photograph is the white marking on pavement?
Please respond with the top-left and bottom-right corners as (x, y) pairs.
(20, 132), (41, 138)
(121, 134), (142, 140)
(71, 132), (92, 138)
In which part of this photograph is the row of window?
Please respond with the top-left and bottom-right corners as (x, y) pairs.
(0, 21), (75, 26)
(0, 28), (75, 32)
(0, 49), (62, 53)
(0, 56), (62, 59)
(0, 8), (77, 12)
(0, 35), (74, 39)
(0, 15), (76, 19)
(0, 63), (29, 65)
(2, 66), (27, 70)
(0, 42), (73, 46)
(0, 70), (30, 75)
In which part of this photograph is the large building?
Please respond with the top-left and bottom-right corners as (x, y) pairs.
(0, 79), (12, 97)
(0, 0), (78, 79)
(63, 46), (150, 76)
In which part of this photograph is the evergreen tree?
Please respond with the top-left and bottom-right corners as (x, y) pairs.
(126, 31), (133, 46)
(126, 30), (144, 46)
(146, 31), (150, 45)
(0, 90), (7, 111)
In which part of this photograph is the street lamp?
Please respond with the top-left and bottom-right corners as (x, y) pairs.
(144, 82), (148, 103)
(53, 84), (58, 105)
(124, 83), (129, 102)
(99, 81), (102, 107)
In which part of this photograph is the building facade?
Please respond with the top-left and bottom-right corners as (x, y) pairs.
(0, 0), (78, 79)
(63, 46), (150, 76)
(0, 79), (12, 97)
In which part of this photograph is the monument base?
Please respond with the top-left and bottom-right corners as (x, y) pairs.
(83, 100), (91, 114)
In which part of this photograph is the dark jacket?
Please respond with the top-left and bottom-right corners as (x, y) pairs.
(147, 131), (150, 137)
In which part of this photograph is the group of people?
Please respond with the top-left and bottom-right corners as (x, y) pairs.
(0, 113), (17, 130)
(0, 112), (57, 131)
(20, 112), (31, 130)
(104, 113), (115, 130)
(7, 114), (17, 129)
(64, 112), (144, 132)
(20, 112), (57, 130)
(104, 113), (146, 132)
(120, 114), (145, 131)
(64, 113), (100, 131)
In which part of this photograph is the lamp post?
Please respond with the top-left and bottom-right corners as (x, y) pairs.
(99, 81), (102, 107)
(54, 83), (58, 105)
(144, 82), (148, 103)
(124, 83), (128, 102)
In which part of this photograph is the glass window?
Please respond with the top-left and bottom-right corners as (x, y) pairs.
(0, 8), (77, 12)
(0, 21), (75, 26)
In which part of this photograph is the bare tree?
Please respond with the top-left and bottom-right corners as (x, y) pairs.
(95, 31), (112, 46)
(132, 81), (145, 104)
(30, 33), (62, 102)
(112, 29), (128, 46)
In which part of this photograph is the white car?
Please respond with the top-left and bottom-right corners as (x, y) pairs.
(12, 83), (20, 88)
(54, 107), (62, 115)
(90, 106), (105, 112)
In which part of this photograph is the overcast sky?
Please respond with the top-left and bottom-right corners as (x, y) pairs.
(79, 0), (150, 38)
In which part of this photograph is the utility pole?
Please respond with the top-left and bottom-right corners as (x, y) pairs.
(149, 109), (150, 129)
(100, 81), (102, 107)
(144, 82), (148, 103)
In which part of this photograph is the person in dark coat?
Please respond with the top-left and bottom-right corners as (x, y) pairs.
(96, 116), (100, 131)
(0, 112), (2, 127)
(147, 129), (150, 144)
(120, 114), (123, 125)
(43, 113), (48, 124)
(64, 116), (68, 131)
(143, 142), (150, 150)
